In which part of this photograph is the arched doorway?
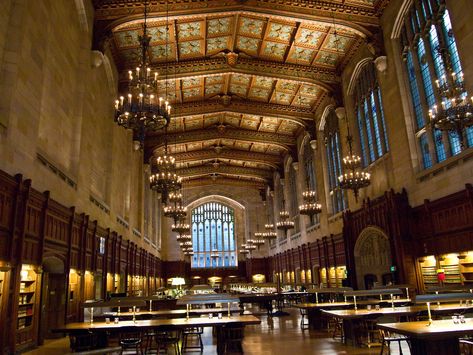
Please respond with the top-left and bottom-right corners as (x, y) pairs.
(354, 227), (393, 290)
(39, 256), (66, 342)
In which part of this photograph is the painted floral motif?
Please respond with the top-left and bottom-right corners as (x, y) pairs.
(179, 41), (201, 55)
(240, 17), (265, 36)
(299, 85), (320, 96)
(183, 87), (201, 98)
(206, 76), (224, 85)
(315, 52), (339, 66)
(237, 37), (260, 52)
(267, 23), (293, 41)
(147, 26), (168, 42)
(229, 84), (247, 95)
(231, 74), (251, 85)
(253, 76), (274, 88)
(259, 122), (277, 131)
(297, 29), (323, 46)
(115, 30), (139, 47)
(178, 22), (201, 39)
(182, 77), (201, 88)
(207, 17), (231, 35)
(274, 92), (292, 103)
(249, 88), (270, 99)
(263, 42), (286, 57)
(290, 47), (314, 62)
(205, 84), (223, 95)
(278, 81), (297, 92)
(294, 96), (313, 106)
(150, 44), (173, 60)
(207, 36), (229, 52)
(324, 34), (350, 51)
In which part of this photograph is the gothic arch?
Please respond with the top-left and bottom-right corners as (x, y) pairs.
(354, 226), (392, 289)
(318, 104), (335, 131)
(347, 57), (374, 96)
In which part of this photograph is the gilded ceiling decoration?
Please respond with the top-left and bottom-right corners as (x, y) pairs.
(94, 0), (384, 185)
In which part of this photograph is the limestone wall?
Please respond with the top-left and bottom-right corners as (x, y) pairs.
(0, 0), (161, 258)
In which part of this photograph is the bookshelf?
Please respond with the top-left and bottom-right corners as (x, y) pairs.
(419, 256), (438, 286)
(439, 254), (462, 284)
(16, 265), (39, 350)
(0, 271), (4, 314)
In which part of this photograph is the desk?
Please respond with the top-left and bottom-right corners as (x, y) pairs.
(100, 307), (242, 319)
(54, 315), (260, 355)
(294, 302), (352, 330)
(378, 319), (473, 355)
(238, 294), (282, 316)
(323, 306), (425, 346)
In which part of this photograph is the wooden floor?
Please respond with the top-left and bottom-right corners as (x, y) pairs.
(25, 307), (407, 354)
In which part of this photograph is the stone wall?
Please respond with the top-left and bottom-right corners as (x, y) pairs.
(0, 0), (161, 258)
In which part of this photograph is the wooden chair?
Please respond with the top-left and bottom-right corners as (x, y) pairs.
(460, 338), (473, 355)
(69, 331), (99, 352)
(222, 324), (244, 354)
(299, 308), (309, 330)
(181, 327), (204, 352)
(379, 329), (410, 355)
(118, 327), (143, 355)
(155, 330), (182, 355)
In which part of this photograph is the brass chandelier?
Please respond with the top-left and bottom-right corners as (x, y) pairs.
(338, 127), (370, 201)
(276, 200), (294, 231)
(114, 2), (170, 150)
(299, 186), (322, 217)
(429, 50), (473, 149)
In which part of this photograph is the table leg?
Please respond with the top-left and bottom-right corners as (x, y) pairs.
(216, 326), (225, 355)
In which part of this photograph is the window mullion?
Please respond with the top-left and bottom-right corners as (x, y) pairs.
(373, 87), (388, 155)
(364, 95), (379, 160)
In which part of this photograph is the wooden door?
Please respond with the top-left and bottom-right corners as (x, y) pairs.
(40, 273), (66, 341)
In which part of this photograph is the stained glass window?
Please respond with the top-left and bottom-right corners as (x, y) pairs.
(354, 62), (389, 167)
(400, 1), (472, 170)
(324, 110), (346, 214)
(191, 202), (237, 268)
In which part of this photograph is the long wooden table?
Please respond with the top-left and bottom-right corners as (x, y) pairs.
(294, 299), (412, 330)
(55, 315), (260, 355)
(323, 303), (473, 347)
(378, 319), (473, 355)
(99, 307), (242, 319)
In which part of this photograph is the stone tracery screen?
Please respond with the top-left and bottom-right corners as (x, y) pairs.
(191, 202), (237, 268)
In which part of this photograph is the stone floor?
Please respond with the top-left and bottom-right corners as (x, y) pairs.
(25, 307), (408, 354)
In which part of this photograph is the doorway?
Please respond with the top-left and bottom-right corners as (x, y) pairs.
(354, 227), (393, 290)
(39, 256), (66, 342)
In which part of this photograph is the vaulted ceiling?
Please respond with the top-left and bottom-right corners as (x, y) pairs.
(93, 0), (387, 187)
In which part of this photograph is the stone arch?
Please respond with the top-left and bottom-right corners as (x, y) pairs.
(42, 255), (65, 274)
(391, 0), (413, 39)
(73, 0), (89, 33)
(347, 57), (374, 96)
(318, 104), (335, 131)
(354, 226), (392, 289)
(298, 132), (312, 158)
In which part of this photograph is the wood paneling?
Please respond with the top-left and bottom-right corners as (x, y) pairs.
(0, 169), (164, 353)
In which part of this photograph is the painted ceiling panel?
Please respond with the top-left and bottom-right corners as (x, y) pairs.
(239, 17), (265, 37)
(207, 17), (233, 36)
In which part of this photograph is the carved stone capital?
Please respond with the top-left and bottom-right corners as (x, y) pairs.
(374, 56), (388, 73)
(335, 107), (346, 120)
(309, 139), (317, 151)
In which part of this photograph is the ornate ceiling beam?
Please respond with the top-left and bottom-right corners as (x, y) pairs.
(145, 127), (295, 150)
(177, 165), (273, 180)
(118, 57), (339, 87)
(94, 1), (379, 31)
(171, 99), (314, 122)
(183, 176), (266, 189)
(172, 149), (281, 168)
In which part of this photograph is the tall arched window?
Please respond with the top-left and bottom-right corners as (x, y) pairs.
(303, 139), (319, 226)
(400, 1), (472, 170)
(287, 163), (299, 225)
(355, 62), (389, 167)
(324, 110), (346, 214)
(191, 202), (237, 268)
